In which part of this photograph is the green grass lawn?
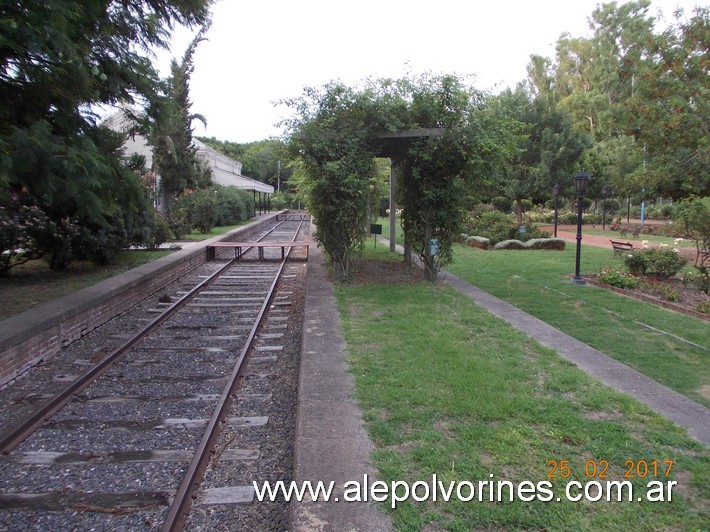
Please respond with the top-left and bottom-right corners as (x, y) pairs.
(372, 219), (708, 406)
(447, 245), (709, 408)
(179, 223), (249, 240)
(336, 271), (708, 529)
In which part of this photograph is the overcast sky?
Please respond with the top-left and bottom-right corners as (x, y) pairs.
(154, 0), (702, 143)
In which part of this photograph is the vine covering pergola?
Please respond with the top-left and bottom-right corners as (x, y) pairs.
(283, 74), (517, 280)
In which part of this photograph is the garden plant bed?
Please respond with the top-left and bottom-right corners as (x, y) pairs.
(586, 275), (709, 321)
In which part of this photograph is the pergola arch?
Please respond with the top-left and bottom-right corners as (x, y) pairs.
(374, 128), (446, 252)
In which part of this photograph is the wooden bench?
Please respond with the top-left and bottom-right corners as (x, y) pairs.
(610, 240), (634, 257)
(206, 241), (310, 261)
(619, 226), (640, 239)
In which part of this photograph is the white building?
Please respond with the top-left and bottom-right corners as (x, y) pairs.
(104, 111), (273, 212)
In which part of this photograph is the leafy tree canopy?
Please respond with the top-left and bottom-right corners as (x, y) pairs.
(0, 0), (213, 269)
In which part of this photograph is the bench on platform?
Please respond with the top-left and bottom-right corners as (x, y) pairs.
(206, 241), (310, 261)
(610, 239), (634, 257)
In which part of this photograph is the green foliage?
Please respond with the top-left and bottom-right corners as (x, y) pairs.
(490, 85), (590, 223)
(674, 197), (710, 278)
(0, 0), (212, 269)
(493, 239), (526, 250)
(285, 82), (382, 277)
(625, 247), (687, 279)
(597, 266), (639, 289)
(694, 299), (710, 314)
(213, 185), (252, 226)
(523, 238), (565, 250)
(139, 26), (212, 215)
(491, 196), (513, 212)
(188, 188), (217, 234)
(464, 235), (491, 249)
(269, 191), (295, 211)
(645, 248), (688, 279)
(0, 200), (47, 274)
(548, 2), (708, 198)
(285, 73), (520, 280)
(466, 209), (515, 244)
(466, 208), (550, 245)
(624, 249), (650, 275)
(167, 198), (192, 240)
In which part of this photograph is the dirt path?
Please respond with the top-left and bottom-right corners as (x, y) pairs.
(545, 225), (696, 259)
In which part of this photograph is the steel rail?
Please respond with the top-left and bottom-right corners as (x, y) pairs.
(161, 218), (305, 531)
(0, 219), (294, 456)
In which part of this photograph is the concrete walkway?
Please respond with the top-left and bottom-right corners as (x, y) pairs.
(291, 242), (392, 531)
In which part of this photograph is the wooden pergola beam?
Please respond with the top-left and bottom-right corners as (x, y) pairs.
(375, 128), (447, 252)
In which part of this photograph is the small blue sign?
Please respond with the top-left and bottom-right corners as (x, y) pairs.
(429, 239), (440, 256)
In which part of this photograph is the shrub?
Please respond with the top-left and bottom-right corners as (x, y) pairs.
(168, 197), (192, 239)
(597, 267), (639, 289)
(523, 238), (566, 250)
(694, 299), (710, 314)
(214, 185), (252, 225)
(466, 210), (516, 245)
(0, 202), (47, 274)
(624, 247), (687, 279)
(624, 250), (649, 275)
(491, 196), (512, 213)
(465, 235), (490, 249)
(525, 210), (555, 224)
(659, 285), (680, 301)
(644, 248), (688, 279)
(494, 239), (525, 250)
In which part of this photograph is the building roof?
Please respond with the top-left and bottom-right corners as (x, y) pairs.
(194, 139), (273, 193)
(104, 110), (273, 193)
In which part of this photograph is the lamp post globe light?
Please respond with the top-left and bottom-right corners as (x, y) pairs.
(601, 184), (610, 231)
(573, 171), (590, 285)
(552, 183), (560, 238)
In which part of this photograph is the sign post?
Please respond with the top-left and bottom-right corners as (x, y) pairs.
(429, 239), (439, 282)
(370, 223), (382, 248)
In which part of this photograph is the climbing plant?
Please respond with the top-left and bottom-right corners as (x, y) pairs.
(285, 83), (381, 277)
(285, 74), (518, 280)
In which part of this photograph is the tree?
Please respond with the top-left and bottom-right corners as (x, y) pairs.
(549, 1), (708, 199)
(0, 0), (213, 268)
(285, 82), (380, 277)
(285, 74), (520, 280)
(396, 74), (518, 279)
(675, 196), (710, 293)
(140, 25), (212, 216)
(492, 82), (588, 223)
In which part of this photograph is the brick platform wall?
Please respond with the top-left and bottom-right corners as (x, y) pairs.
(0, 215), (277, 388)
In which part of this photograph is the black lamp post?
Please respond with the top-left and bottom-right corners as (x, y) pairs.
(601, 184), (610, 231)
(552, 183), (560, 238)
(573, 171), (590, 285)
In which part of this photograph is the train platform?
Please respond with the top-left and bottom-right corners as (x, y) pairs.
(291, 240), (393, 531)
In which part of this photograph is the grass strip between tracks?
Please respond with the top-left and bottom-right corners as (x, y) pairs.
(335, 248), (708, 530)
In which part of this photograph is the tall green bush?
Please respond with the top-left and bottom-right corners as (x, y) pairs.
(624, 247), (687, 279)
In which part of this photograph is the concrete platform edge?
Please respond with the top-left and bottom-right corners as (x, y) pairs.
(291, 241), (392, 531)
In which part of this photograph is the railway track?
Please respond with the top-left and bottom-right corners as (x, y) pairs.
(0, 217), (310, 530)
